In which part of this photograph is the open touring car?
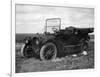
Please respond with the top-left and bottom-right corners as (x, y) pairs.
(21, 18), (94, 61)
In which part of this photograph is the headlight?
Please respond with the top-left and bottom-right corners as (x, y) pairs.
(25, 40), (28, 43)
(36, 40), (39, 45)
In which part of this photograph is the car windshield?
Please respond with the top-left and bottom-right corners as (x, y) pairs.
(45, 18), (61, 33)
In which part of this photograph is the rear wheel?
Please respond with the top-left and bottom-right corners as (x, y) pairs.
(40, 42), (57, 61)
(81, 42), (88, 52)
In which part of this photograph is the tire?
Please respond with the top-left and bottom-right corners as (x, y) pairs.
(81, 42), (88, 52)
(21, 44), (34, 58)
(40, 42), (57, 61)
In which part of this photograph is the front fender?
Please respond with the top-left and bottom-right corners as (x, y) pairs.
(20, 43), (26, 57)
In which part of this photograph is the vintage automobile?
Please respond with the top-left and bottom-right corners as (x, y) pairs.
(21, 18), (94, 61)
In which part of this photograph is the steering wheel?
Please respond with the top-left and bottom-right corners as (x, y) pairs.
(52, 27), (59, 33)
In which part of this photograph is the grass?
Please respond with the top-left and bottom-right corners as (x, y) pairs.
(15, 41), (94, 73)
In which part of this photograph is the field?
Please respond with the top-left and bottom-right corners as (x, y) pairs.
(16, 33), (94, 43)
(15, 34), (94, 73)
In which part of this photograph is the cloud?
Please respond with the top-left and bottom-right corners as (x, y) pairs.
(16, 4), (94, 33)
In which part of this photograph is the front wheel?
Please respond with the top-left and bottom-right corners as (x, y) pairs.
(21, 44), (35, 58)
(40, 42), (57, 61)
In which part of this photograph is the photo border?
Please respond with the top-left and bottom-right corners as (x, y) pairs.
(11, 0), (95, 77)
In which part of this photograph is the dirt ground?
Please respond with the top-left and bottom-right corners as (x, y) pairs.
(15, 41), (94, 73)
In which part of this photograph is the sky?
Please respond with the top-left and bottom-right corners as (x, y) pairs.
(16, 4), (94, 33)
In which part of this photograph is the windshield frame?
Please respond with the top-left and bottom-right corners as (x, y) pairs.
(45, 18), (61, 33)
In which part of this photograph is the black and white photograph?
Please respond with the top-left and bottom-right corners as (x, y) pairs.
(15, 4), (94, 73)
